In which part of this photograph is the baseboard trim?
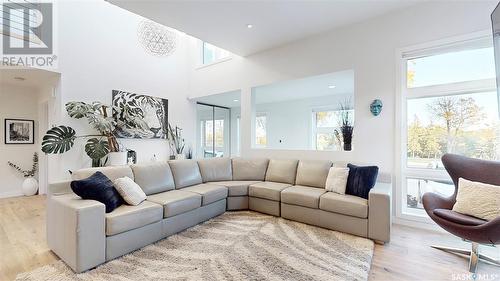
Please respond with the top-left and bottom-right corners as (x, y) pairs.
(0, 191), (24, 199)
(393, 217), (445, 233)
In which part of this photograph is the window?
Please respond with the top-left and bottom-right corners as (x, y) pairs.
(407, 47), (495, 88)
(400, 36), (499, 218)
(406, 178), (454, 210)
(255, 113), (267, 147)
(312, 110), (354, 150)
(407, 92), (499, 169)
(202, 42), (230, 65)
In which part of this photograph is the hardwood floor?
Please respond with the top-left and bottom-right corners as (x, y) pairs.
(0, 195), (57, 281)
(0, 195), (498, 281)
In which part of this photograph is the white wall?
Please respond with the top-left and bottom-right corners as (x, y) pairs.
(230, 107), (240, 156)
(49, 0), (196, 181)
(0, 84), (40, 197)
(186, 1), (498, 176)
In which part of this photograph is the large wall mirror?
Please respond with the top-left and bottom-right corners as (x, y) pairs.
(251, 70), (354, 151)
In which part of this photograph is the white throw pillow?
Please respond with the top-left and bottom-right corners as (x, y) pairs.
(452, 178), (500, 221)
(325, 167), (350, 194)
(113, 176), (146, 206)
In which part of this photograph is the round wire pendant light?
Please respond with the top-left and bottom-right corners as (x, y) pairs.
(137, 20), (178, 57)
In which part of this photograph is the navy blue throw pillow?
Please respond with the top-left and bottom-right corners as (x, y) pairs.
(70, 171), (123, 213)
(346, 164), (379, 199)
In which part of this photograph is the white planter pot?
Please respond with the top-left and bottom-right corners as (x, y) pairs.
(175, 154), (185, 160)
(107, 152), (128, 166)
(22, 177), (38, 196)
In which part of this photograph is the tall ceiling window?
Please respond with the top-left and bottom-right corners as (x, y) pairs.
(202, 42), (230, 65)
(399, 35), (499, 219)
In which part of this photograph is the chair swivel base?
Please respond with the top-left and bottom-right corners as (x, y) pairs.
(431, 243), (500, 273)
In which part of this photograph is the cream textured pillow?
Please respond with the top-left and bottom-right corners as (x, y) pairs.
(325, 167), (350, 194)
(452, 178), (500, 221)
(113, 176), (146, 206)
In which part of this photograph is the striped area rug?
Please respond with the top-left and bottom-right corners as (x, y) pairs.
(17, 211), (374, 281)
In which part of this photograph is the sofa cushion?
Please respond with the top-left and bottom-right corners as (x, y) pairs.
(105, 200), (163, 236)
(72, 166), (134, 181)
(197, 158), (232, 182)
(265, 159), (298, 185)
(147, 190), (202, 218)
(131, 162), (175, 195)
(232, 158), (269, 181)
(168, 159), (203, 189)
(70, 172), (123, 213)
(182, 184), (228, 206)
(295, 160), (332, 188)
(281, 185), (327, 209)
(249, 182), (291, 201)
(325, 167), (350, 194)
(319, 192), (368, 219)
(346, 164), (379, 199)
(209, 181), (261, 196)
(452, 178), (500, 221)
(113, 176), (147, 206)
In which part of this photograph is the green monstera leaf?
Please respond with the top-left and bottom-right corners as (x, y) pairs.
(85, 138), (109, 160)
(87, 114), (116, 135)
(41, 126), (77, 154)
(66, 101), (94, 119)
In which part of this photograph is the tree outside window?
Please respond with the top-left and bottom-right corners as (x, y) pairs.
(407, 92), (498, 170)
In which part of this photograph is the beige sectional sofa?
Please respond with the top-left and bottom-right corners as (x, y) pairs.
(47, 157), (392, 273)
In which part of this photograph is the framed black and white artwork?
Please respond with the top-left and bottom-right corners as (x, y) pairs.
(112, 90), (169, 139)
(4, 119), (35, 144)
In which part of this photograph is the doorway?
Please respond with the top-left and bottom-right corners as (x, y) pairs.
(197, 103), (231, 158)
(0, 68), (61, 198)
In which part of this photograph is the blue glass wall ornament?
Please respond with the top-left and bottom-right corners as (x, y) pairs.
(370, 99), (383, 116)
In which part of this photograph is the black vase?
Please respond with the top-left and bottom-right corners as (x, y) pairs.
(344, 142), (352, 151)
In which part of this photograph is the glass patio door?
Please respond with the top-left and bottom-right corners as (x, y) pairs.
(196, 103), (230, 158)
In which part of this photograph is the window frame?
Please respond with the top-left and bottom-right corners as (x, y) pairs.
(395, 30), (497, 223)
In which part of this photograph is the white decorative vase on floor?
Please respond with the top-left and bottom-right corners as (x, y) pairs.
(107, 152), (128, 166)
(22, 177), (38, 196)
(175, 154), (185, 160)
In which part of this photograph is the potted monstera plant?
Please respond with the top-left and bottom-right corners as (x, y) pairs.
(42, 101), (125, 167)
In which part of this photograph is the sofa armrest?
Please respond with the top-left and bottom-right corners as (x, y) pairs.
(47, 193), (106, 272)
(368, 181), (392, 243)
(48, 180), (72, 197)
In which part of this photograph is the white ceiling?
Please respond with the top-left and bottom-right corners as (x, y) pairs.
(0, 68), (60, 90)
(108, 0), (420, 56)
(254, 70), (353, 104)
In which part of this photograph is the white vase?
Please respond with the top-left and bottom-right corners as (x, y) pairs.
(22, 177), (38, 196)
(175, 154), (185, 160)
(107, 152), (128, 166)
